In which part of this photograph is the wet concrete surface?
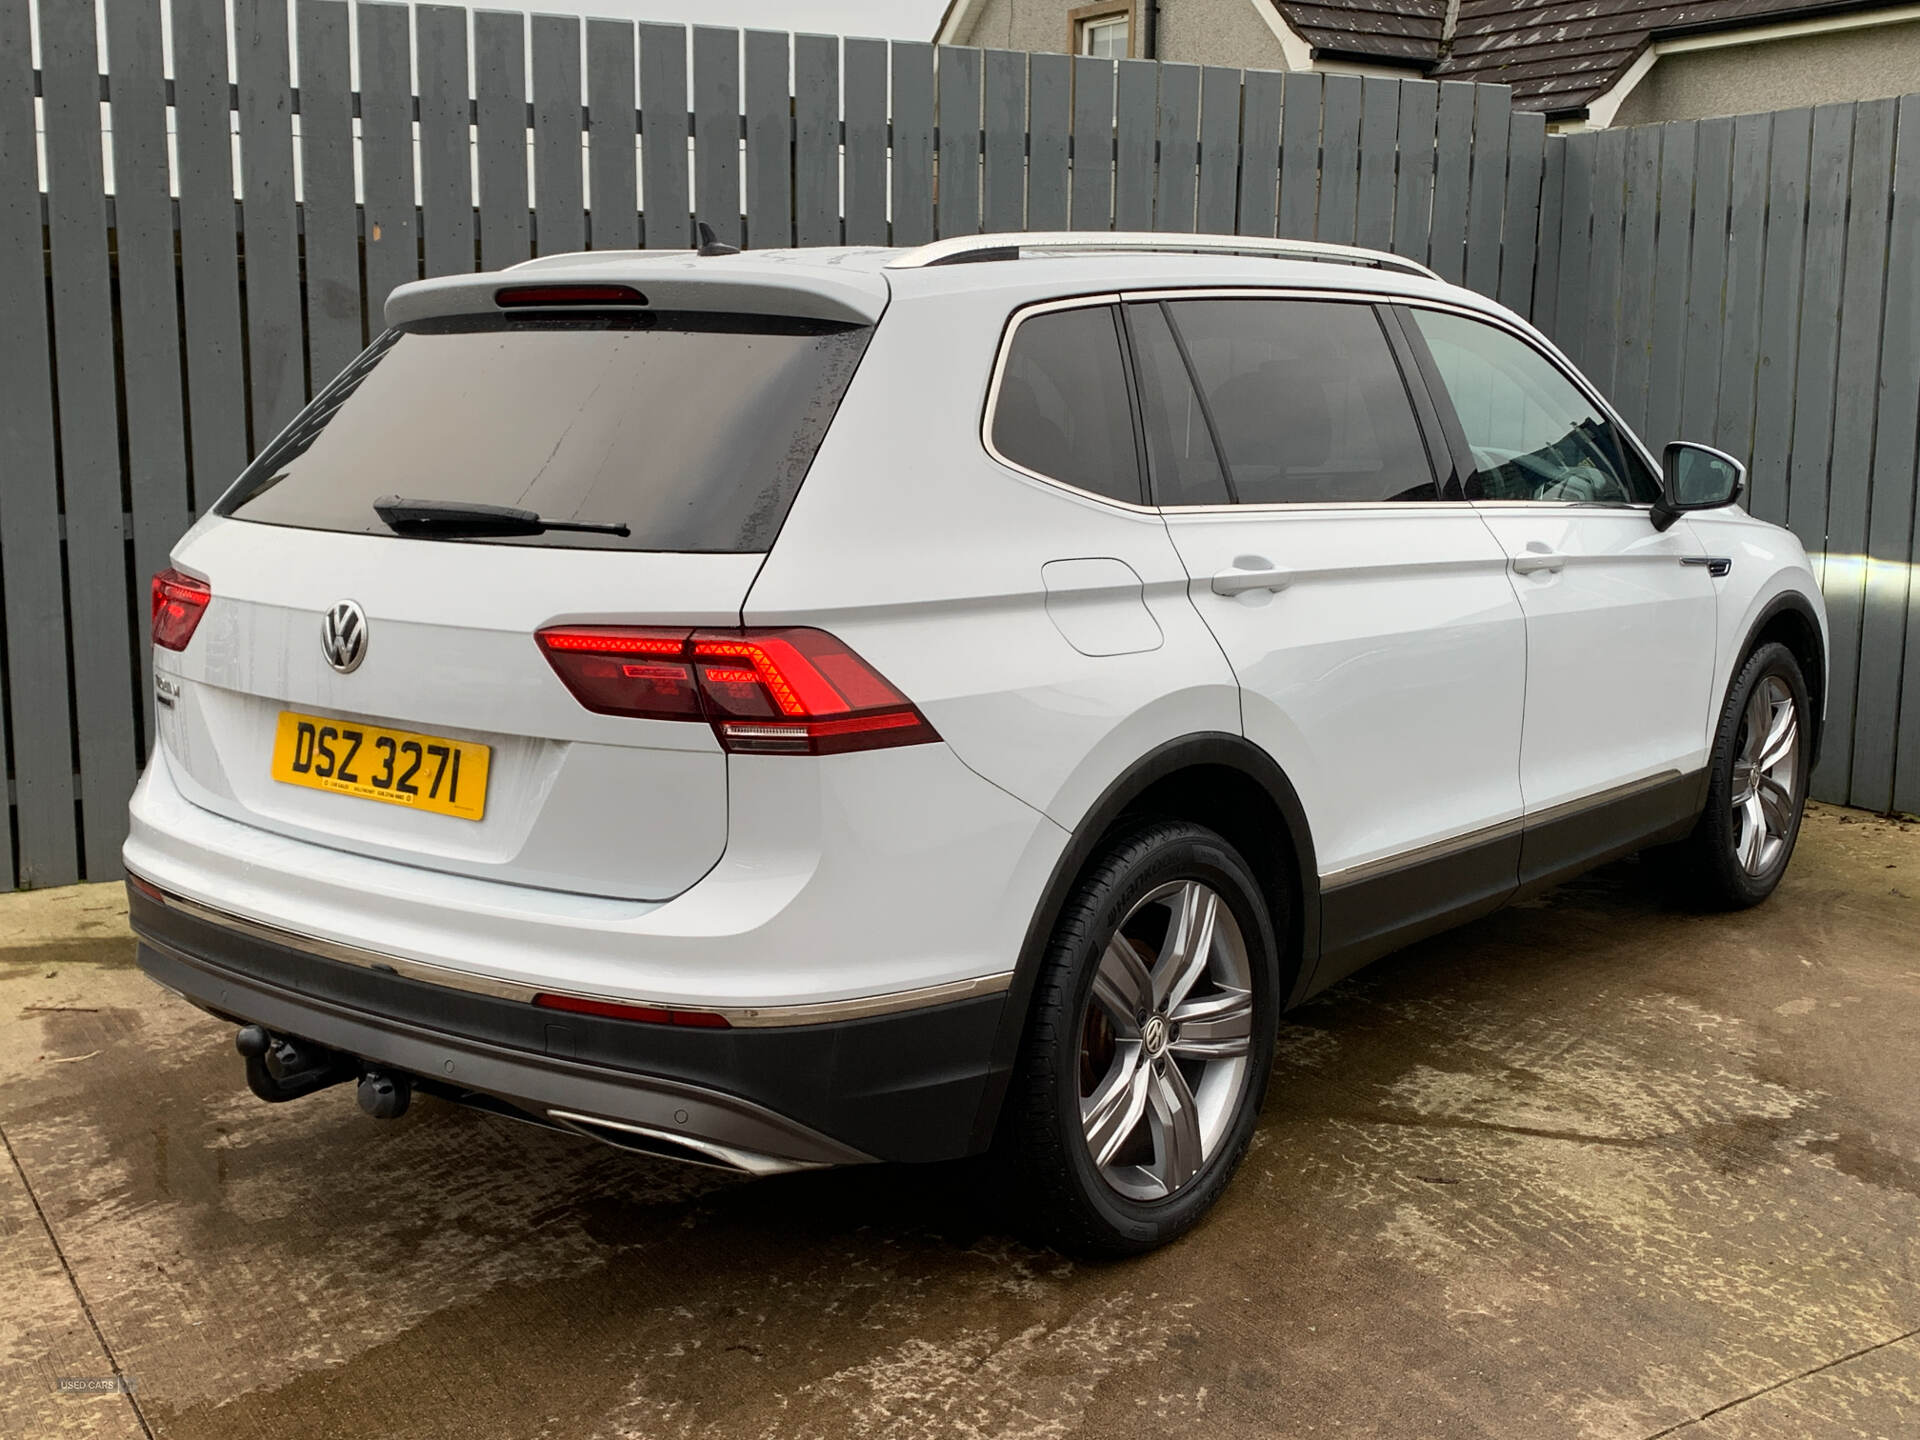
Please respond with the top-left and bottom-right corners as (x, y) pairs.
(2, 802), (1917, 1439)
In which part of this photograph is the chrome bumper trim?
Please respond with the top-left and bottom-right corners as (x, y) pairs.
(128, 875), (1012, 1028)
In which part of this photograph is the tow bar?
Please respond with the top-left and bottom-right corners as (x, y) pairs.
(234, 1025), (412, 1119)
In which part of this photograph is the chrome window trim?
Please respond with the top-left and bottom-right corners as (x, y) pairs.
(132, 877), (1013, 1028)
(1389, 294), (1667, 509)
(980, 284), (1668, 517)
(983, 286), (1459, 515)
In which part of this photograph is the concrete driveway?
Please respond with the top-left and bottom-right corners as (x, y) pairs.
(3, 803), (1917, 1440)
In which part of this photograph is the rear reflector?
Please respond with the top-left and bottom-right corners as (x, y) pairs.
(495, 284), (646, 308)
(152, 568), (212, 651)
(536, 626), (940, 756)
(533, 992), (731, 1028)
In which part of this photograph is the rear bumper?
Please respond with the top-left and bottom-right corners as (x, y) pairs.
(129, 881), (1009, 1168)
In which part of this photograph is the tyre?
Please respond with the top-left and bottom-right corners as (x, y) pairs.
(1667, 641), (1812, 909)
(998, 819), (1282, 1256)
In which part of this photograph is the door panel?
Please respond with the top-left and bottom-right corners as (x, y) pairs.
(1166, 507), (1528, 885)
(1476, 507), (1718, 815)
(1399, 304), (1720, 832)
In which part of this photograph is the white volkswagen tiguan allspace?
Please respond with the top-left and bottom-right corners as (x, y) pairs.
(127, 233), (1826, 1254)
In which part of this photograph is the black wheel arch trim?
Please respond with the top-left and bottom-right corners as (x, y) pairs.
(1737, 590), (1826, 768)
(965, 732), (1319, 1153)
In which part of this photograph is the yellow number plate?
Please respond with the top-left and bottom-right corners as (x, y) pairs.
(270, 711), (491, 821)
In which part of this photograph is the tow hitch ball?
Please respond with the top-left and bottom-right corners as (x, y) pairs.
(234, 1025), (411, 1118)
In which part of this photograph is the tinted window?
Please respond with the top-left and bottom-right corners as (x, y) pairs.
(991, 306), (1142, 504)
(1408, 308), (1659, 505)
(216, 312), (872, 552)
(1128, 302), (1230, 506)
(1164, 299), (1435, 505)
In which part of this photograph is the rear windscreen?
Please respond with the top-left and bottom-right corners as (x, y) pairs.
(215, 311), (872, 552)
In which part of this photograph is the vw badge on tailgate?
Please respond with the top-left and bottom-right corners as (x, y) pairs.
(321, 600), (368, 674)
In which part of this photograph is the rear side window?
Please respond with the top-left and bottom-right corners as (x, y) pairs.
(1128, 302), (1230, 507)
(215, 312), (872, 552)
(990, 306), (1143, 505)
(1163, 299), (1436, 505)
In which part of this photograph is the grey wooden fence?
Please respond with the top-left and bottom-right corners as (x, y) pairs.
(1537, 98), (1920, 817)
(0, 0), (1915, 890)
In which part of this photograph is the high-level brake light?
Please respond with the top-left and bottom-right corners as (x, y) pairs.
(535, 626), (940, 756)
(152, 569), (211, 651)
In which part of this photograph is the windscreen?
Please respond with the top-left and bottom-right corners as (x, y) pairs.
(215, 311), (873, 552)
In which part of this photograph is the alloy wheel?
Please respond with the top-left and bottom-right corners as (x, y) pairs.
(1730, 674), (1798, 876)
(1077, 880), (1254, 1202)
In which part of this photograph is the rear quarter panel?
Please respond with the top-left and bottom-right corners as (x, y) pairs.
(742, 285), (1243, 837)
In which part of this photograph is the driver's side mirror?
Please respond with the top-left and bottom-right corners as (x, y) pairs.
(1652, 441), (1745, 531)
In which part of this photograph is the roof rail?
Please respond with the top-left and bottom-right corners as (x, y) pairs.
(886, 231), (1442, 281)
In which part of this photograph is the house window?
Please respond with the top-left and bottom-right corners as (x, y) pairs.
(1073, 7), (1130, 59)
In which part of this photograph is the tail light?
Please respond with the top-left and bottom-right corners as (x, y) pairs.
(152, 569), (211, 651)
(536, 626), (940, 756)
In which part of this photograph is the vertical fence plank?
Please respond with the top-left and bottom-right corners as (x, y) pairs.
(1784, 104), (1853, 550)
(1815, 99), (1896, 801)
(236, 0), (305, 437)
(1028, 52), (1072, 231)
(108, 0), (192, 754)
(1748, 108), (1812, 528)
(1897, 104), (1920, 813)
(1429, 81), (1475, 282)
(1530, 135), (1565, 334)
(1236, 69), (1282, 237)
(983, 49), (1029, 233)
(1197, 66), (1241, 236)
(476, 10), (532, 268)
(1679, 118), (1732, 446)
(1316, 73), (1361, 244)
(1, 0), (76, 883)
(745, 30), (794, 247)
(532, 14), (586, 254)
(360, 2), (421, 318)
(1550, 131), (1596, 370)
(298, 0), (363, 384)
(844, 38), (890, 243)
(1355, 77), (1398, 252)
(587, 19), (638, 247)
(939, 46), (983, 237)
(1715, 112), (1771, 464)
(642, 23), (694, 248)
(1499, 109), (1546, 316)
(1071, 57), (1115, 231)
(1612, 124), (1661, 438)
(1115, 59), (1159, 232)
(1277, 72), (1321, 240)
(1464, 85), (1508, 297)
(1641, 123), (1694, 454)
(1390, 79), (1436, 266)
(173, 0), (251, 495)
(42, 0), (136, 878)
(417, 4), (475, 277)
(1152, 62), (1198, 232)
(693, 27), (743, 247)
(1154, 62), (1200, 233)
(892, 42), (937, 244)
(1583, 129), (1628, 399)
(795, 34), (840, 246)
(1861, 95), (1920, 811)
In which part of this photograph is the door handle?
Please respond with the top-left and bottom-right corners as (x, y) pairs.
(1211, 558), (1293, 596)
(1511, 550), (1567, 575)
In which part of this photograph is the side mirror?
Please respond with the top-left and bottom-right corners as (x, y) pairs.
(1653, 441), (1745, 532)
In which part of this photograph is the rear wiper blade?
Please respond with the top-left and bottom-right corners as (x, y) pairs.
(373, 495), (630, 538)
